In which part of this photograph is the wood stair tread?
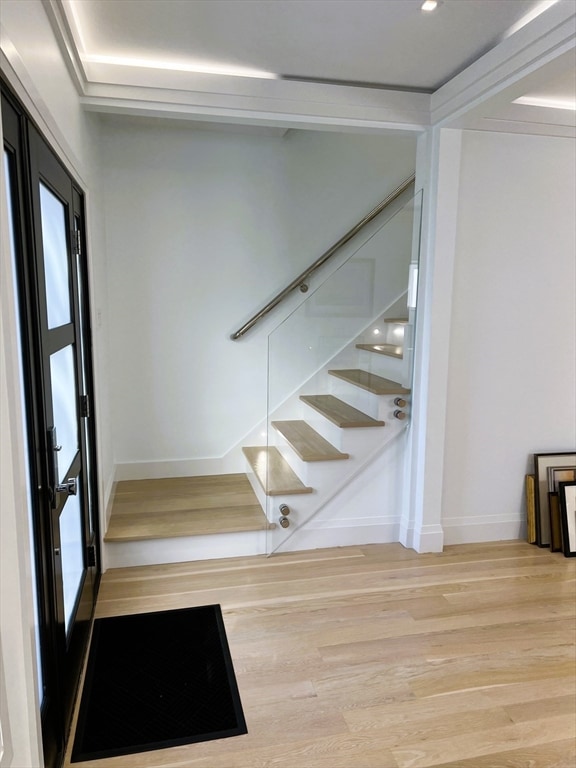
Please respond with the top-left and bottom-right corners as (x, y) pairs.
(328, 369), (410, 395)
(384, 317), (408, 324)
(104, 474), (270, 541)
(242, 446), (313, 496)
(300, 394), (385, 428)
(271, 420), (349, 462)
(356, 343), (403, 359)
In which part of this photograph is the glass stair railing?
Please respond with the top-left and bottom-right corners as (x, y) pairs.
(241, 188), (423, 555)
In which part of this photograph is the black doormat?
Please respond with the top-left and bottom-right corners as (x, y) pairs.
(71, 605), (247, 762)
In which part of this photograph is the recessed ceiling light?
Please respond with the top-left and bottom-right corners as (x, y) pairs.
(421, 0), (439, 11)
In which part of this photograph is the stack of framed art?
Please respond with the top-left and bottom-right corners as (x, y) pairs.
(526, 452), (576, 557)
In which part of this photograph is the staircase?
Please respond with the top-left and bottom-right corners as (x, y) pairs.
(240, 315), (411, 552)
(104, 180), (421, 567)
(104, 316), (411, 566)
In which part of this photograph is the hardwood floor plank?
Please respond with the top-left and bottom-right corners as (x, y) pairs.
(391, 714), (576, 768)
(430, 739), (576, 768)
(65, 541), (576, 768)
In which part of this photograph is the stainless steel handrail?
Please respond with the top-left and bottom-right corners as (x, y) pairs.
(231, 173), (416, 340)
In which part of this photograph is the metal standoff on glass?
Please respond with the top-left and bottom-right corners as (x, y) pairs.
(279, 516), (290, 529)
(394, 397), (407, 408)
(279, 503), (290, 516)
(394, 410), (407, 420)
(299, 283), (309, 293)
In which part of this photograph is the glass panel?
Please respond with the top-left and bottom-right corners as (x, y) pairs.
(50, 345), (78, 481)
(39, 182), (71, 329)
(265, 189), (423, 555)
(5, 150), (44, 703)
(58, 490), (84, 634)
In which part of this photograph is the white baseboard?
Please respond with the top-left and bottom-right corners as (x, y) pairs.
(399, 522), (444, 552)
(114, 454), (244, 481)
(442, 515), (524, 545)
(274, 517), (399, 554)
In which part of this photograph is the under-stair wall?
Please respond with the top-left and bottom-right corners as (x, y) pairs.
(102, 120), (416, 484)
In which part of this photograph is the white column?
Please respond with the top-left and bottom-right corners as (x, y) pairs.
(400, 127), (463, 552)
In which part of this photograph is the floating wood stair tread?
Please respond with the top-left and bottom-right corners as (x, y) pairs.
(356, 343), (403, 359)
(300, 394), (385, 428)
(328, 369), (410, 395)
(242, 446), (313, 496)
(384, 317), (408, 323)
(271, 420), (349, 462)
(104, 474), (269, 542)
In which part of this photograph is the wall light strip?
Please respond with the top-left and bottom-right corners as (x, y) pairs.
(505, 0), (560, 37)
(514, 95), (576, 111)
(83, 54), (278, 80)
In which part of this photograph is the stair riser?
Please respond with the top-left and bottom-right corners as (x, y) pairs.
(104, 530), (267, 569)
(326, 380), (407, 421)
(357, 351), (404, 382)
(274, 414), (406, 491)
(265, 425), (408, 552)
(244, 465), (269, 512)
(274, 440), (350, 486)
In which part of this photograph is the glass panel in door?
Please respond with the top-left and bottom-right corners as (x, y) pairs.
(39, 182), (71, 329)
(49, 345), (79, 483)
(58, 490), (85, 635)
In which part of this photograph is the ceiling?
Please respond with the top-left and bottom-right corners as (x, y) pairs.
(68, 0), (548, 91)
(56, 0), (575, 134)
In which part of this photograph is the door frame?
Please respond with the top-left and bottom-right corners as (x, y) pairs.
(1, 82), (101, 768)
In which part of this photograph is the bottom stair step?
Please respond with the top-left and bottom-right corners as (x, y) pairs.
(242, 446), (313, 496)
(104, 474), (270, 542)
(272, 420), (349, 462)
(300, 394), (385, 428)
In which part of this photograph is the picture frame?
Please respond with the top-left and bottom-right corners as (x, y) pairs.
(558, 481), (576, 557)
(533, 453), (576, 547)
(525, 474), (536, 544)
(548, 493), (562, 552)
(547, 467), (576, 552)
(547, 466), (576, 493)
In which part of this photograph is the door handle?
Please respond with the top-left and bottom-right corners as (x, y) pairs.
(56, 477), (77, 496)
(48, 427), (77, 504)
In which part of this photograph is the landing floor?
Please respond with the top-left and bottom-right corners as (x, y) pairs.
(105, 474), (268, 541)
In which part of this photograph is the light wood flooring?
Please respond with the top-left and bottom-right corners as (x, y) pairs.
(64, 541), (576, 768)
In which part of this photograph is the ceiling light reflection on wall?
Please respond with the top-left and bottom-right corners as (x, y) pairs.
(421, 1), (439, 12)
(505, 0), (559, 37)
(513, 95), (576, 111)
(83, 54), (278, 80)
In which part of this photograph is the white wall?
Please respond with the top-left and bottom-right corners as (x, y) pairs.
(441, 130), (576, 543)
(101, 118), (416, 472)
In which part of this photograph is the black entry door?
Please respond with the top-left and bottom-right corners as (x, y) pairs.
(2, 89), (99, 768)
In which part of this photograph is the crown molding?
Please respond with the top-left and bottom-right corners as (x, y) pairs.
(29, 0), (576, 137)
(431, 1), (576, 126)
(41, 0), (87, 93)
